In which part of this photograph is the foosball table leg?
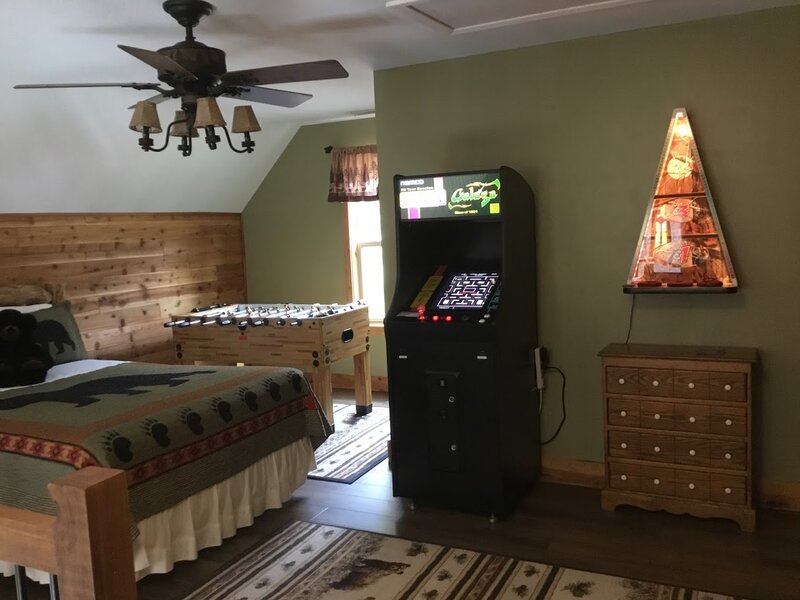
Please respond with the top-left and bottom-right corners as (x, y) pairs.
(312, 364), (334, 426)
(354, 350), (373, 416)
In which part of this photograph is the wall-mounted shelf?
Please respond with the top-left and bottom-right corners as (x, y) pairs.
(624, 109), (737, 294)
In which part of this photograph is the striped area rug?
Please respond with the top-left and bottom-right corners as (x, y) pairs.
(307, 403), (390, 483)
(182, 521), (748, 600)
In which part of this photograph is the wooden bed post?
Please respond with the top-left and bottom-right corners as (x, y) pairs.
(48, 467), (137, 600)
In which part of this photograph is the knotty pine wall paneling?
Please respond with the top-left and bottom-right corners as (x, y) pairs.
(0, 213), (246, 363)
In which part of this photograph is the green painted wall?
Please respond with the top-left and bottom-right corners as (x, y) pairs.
(243, 118), (387, 377)
(375, 7), (800, 482)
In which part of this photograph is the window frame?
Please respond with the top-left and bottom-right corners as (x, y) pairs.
(342, 203), (385, 333)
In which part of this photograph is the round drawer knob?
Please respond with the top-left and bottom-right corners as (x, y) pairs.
(689, 449), (696, 456)
(620, 410), (627, 417)
(689, 416), (696, 423)
(654, 446), (661, 453)
(654, 413), (661, 420)
(450, 444), (457, 451)
(725, 419), (733, 426)
(621, 443), (627, 449)
(725, 487), (732, 494)
(725, 453), (732, 460)
(620, 474), (628, 481)
(448, 396), (455, 403)
(654, 479), (661, 485)
(724, 384), (732, 391)
(688, 382), (695, 389)
(618, 378), (625, 385)
(689, 483), (696, 490)
(652, 380), (660, 387)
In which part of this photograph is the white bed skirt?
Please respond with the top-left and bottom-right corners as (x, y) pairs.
(1, 436), (316, 585)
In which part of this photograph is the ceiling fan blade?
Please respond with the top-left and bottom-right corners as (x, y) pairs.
(118, 45), (198, 81)
(221, 59), (348, 86)
(14, 82), (163, 90)
(218, 85), (312, 108)
(127, 93), (175, 110)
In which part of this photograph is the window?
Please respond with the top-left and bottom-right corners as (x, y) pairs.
(344, 201), (385, 327)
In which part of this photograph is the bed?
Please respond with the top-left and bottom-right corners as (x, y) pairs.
(0, 293), (331, 598)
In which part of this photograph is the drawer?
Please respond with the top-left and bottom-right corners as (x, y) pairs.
(708, 440), (747, 470)
(673, 370), (710, 400)
(709, 372), (746, 402)
(608, 461), (641, 492)
(608, 397), (640, 427)
(675, 437), (711, 467)
(607, 366), (639, 394)
(675, 469), (710, 501)
(640, 465), (675, 496)
(709, 405), (747, 437)
(638, 368), (674, 397)
(640, 400), (674, 430)
(639, 433), (675, 463)
(674, 403), (711, 434)
(608, 431), (640, 459)
(709, 474), (747, 505)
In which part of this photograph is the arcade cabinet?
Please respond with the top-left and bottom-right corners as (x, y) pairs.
(385, 167), (540, 520)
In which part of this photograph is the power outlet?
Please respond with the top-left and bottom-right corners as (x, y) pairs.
(533, 346), (545, 390)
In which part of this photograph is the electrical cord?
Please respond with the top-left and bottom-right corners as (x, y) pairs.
(540, 365), (566, 445)
(624, 293), (637, 344)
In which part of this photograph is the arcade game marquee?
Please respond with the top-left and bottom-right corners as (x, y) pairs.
(385, 167), (541, 520)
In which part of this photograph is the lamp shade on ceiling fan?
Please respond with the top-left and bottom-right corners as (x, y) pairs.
(231, 105), (261, 133)
(195, 97), (226, 127)
(129, 101), (162, 133)
(170, 110), (199, 137)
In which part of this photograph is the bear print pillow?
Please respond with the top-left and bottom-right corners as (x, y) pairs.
(31, 303), (88, 365)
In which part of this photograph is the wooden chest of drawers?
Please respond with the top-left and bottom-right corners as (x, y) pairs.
(599, 343), (758, 531)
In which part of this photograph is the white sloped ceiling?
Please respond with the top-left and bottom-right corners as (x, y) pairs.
(2, 0), (797, 213)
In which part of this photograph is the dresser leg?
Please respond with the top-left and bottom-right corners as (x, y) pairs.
(735, 510), (756, 533)
(600, 490), (620, 512)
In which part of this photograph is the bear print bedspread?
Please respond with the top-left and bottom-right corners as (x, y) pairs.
(0, 362), (331, 521)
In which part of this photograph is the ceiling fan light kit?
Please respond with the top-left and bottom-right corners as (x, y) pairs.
(13, 0), (349, 158)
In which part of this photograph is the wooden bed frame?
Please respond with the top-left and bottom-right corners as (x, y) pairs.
(1, 285), (136, 598)
(0, 468), (137, 600)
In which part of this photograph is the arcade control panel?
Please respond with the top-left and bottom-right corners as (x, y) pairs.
(393, 266), (501, 324)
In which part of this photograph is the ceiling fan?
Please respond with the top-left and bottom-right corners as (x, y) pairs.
(14, 0), (349, 155)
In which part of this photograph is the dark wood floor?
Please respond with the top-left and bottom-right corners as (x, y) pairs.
(4, 392), (799, 600)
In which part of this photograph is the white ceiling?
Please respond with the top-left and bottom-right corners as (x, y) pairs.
(1, 0), (798, 213)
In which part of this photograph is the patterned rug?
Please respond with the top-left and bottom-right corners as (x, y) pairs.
(182, 521), (748, 600)
(307, 403), (390, 483)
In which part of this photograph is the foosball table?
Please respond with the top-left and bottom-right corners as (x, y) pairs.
(165, 301), (372, 424)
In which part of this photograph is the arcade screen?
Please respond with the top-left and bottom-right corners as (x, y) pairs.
(397, 172), (501, 220)
(433, 272), (499, 310)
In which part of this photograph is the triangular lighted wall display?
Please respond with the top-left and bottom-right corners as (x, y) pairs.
(624, 108), (738, 293)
